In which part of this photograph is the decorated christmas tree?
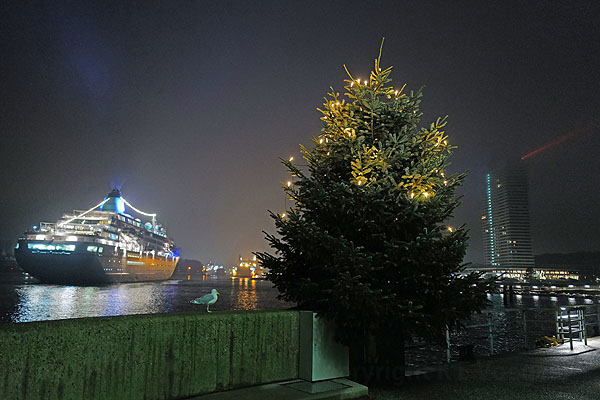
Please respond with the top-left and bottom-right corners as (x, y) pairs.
(257, 43), (492, 381)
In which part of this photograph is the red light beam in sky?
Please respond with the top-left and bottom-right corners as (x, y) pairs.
(521, 121), (597, 160)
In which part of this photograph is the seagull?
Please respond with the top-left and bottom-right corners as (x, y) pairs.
(190, 289), (220, 312)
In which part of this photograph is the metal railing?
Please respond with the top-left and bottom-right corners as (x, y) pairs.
(556, 306), (588, 350)
(441, 304), (600, 362)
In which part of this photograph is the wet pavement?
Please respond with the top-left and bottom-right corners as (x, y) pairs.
(371, 337), (600, 400)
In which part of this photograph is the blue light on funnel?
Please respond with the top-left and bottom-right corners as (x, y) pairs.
(116, 197), (125, 214)
(99, 189), (127, 214)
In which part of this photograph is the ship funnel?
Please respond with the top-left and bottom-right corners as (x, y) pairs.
(100, 188), (126, 214)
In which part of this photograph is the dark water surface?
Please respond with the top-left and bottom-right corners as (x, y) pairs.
(0, 273), (290, 323)
(2, 272), (599, 325)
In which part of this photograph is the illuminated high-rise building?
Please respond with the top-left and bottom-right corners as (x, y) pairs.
(481, 164), (534, 271)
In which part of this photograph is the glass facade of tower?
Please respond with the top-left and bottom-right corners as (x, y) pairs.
(481, 164), (534, 270)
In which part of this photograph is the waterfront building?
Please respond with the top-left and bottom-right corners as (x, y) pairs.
(481, 163), (535, 273)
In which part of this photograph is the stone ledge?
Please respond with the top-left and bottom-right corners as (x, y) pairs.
(187, 378), (368, 400)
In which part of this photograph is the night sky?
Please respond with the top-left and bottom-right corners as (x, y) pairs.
(2, 1), (599, 266)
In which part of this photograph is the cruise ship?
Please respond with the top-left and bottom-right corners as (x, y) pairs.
(15, 189), (179, 285)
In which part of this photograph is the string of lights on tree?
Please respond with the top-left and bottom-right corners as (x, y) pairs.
(281, 43), (457, 231)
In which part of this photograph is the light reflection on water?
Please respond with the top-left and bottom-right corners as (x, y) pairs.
(228, 278), (256, 310)
(3, 276), (600, 327)
(0, 276), (289, 323)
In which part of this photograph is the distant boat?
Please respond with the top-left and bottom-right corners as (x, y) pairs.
(15, 189), (179, 285)
(231, 255), (265, 279)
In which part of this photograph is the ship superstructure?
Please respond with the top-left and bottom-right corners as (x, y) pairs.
(231, 255), (264, 279)
(15, 189), (179, 284)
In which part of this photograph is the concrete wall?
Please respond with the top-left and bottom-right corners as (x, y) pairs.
(0, 311), (299, 400)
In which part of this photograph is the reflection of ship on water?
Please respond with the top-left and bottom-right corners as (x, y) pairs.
(231, 255), (265, 279)
(231, 276), (257, 310)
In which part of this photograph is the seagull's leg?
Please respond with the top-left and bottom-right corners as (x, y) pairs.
(207, 304), (212, 313)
